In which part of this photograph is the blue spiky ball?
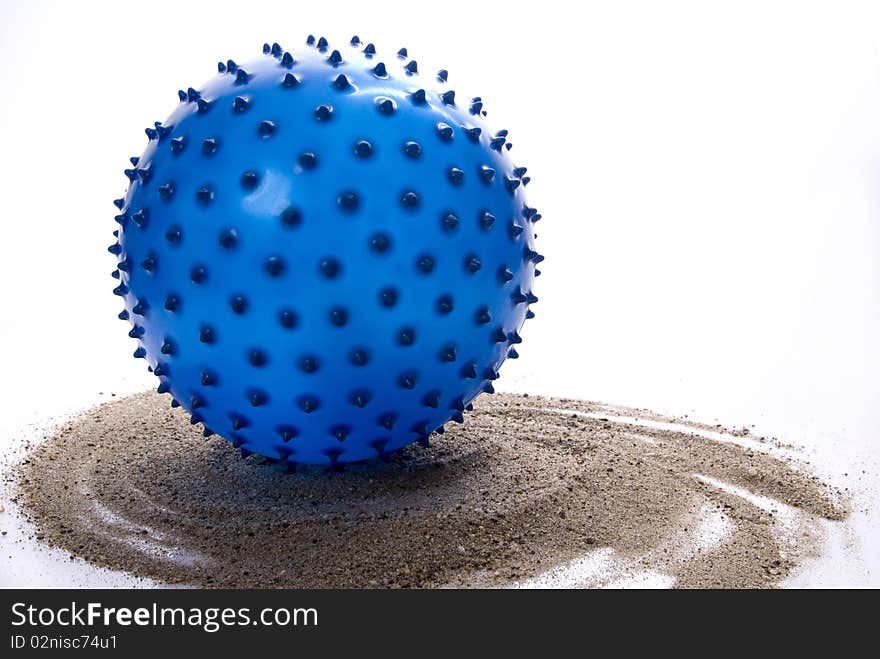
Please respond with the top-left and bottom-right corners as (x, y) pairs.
(110, 35), (542, 465)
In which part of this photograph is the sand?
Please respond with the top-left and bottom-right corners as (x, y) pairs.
(12, 391), (845, 588)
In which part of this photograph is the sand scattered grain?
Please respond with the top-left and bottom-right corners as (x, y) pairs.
(15, 392), (845, 588)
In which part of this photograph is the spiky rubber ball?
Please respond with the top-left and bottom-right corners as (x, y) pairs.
(110, 35), (542, 466)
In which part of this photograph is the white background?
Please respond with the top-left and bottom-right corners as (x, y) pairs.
(1, 0), (878, 586)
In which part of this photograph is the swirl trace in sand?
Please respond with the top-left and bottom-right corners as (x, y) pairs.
(16, 392), (845, 588)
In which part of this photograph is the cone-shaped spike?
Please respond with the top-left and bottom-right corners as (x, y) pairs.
(199, 325), (216, 344)
(436, 123), (453, 141)
(376, 97), (395, 114)
(248, 389), (268, 407)
(163, 294), (180, 312)
(136, 166), (152, 184)
(350, 390), (371, 408)
(378, 413), (397, 430)
(447, 167), (464, 186)
(277, 425), (298, 442)
(440, 345), (457, 362)
(398, 371), (417, 389)
(464, 126), (482, 143)
(411, 88), (426, 105)
(258, 120), (277, 136)
(324, 447), (343, 467)
(475, 306), (492, 325)
(158, 183), (175, 201)
(170, 136), (186, 154)
(512, 289), (528, 304)
(370, 438), (389, 457)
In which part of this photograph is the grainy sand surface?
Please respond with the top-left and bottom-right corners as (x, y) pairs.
(13, 391), (845, 588)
